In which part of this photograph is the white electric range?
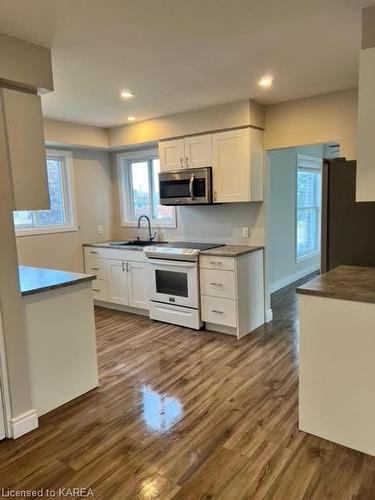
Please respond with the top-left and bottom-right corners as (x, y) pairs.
(145, 242), (223, 329)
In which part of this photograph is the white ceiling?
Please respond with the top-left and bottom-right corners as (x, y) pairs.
(0, 0), (373, 127)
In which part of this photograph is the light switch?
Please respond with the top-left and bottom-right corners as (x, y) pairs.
(242, 227), (250, 238)
(97, 225), (103, 235)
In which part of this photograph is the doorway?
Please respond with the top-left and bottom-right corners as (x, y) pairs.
(266, 143), (337, 294)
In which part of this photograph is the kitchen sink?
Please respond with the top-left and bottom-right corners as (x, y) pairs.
(110, 240), (167, 247)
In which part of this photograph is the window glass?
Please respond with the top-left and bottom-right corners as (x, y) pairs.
(296, 167), (321, 261)
(13, 152), (76, 233)
(119, 154), (175, 226)
(130, 161), (150, 218)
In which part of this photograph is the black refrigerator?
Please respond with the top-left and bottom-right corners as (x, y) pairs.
(321, 158), (375, 273)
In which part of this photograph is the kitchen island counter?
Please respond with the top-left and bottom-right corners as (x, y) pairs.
(297, 265), (375, 456)
(20, 264), (98, 421)
(19, 265), (95, 296)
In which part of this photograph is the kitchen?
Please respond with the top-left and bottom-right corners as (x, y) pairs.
(1, 1), (375, 498)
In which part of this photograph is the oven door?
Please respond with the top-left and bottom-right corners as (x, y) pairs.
(159, 167), (212, 205)
(148, 259), (199, 308)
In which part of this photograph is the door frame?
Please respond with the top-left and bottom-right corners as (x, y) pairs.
(0, 311), (12, 438)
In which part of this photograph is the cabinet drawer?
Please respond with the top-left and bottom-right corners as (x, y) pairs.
(200, 269), (236, 299)
(200, 255), (235, 271)
(201, 296), (237, 327)
(92, 279), (108, 302)
(86, 257), (107, 280)
(85, 246), (107, 258)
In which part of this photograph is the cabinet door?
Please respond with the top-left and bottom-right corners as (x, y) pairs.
(1, 88), (49, 211)
(159, 139), (185, 172)
(184, 134), (212, 168)
(128, 262), (148, 309)
(212, 128), (251, 203)
(107, 260), (128, 305)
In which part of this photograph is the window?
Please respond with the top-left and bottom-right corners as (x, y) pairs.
(117, 150), (176, 227)
(296, 154), (322, 261)
(13, 150), (77, 235)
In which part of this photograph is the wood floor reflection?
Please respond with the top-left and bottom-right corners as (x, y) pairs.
(1, 276), (374, 499)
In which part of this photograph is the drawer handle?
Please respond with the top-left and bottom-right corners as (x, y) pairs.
(93, 288), (100, 292)
(209, 261), (222, 265)
(210, 282), (223, 286)
(90, 251), (98, 254)
(91, 267), (100, 271)
(212, 309), (224, 314)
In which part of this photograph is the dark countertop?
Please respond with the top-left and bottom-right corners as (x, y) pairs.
(20, 265), (96, 296)
(200, 245), (264, 257)
(296, 265), (375, 304)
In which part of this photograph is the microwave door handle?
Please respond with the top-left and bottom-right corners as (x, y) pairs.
(189, 174), (195, 200)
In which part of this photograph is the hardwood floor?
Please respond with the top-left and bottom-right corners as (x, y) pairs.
(1, 278), (375, 499)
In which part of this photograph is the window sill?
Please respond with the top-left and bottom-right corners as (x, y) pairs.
(120, 220), (177, 229)
(296, 251), (320, 263)
(15, 226), (79, 237)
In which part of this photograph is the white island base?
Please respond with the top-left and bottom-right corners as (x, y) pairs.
(23, 281), (99, 418)
(299, 293), (375, 456)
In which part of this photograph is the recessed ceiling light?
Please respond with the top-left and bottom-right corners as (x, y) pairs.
(258, 76), (274, 89)
(127, 115), (136, 121)
(121, 90), (135, 99)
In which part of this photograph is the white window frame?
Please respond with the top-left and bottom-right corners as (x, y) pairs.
(117, 149), (176, 228)
(14, 149), (78, 236)
(296, 154), (322, 263)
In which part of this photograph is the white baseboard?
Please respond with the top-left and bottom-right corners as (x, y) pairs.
(94, 300), (149, 317)
(10, 409), (38, 439)
(270, 267), (319, 294)
(265, 309), (273, 322)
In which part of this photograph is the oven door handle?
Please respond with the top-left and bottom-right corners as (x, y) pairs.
(189, 174), (195, 200)
(147, 259), (197, 268)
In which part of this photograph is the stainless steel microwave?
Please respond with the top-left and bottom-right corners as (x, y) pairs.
(159, 167), (212, 205)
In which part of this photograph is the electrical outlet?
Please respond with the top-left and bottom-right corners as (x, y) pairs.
(97, 224), (103, 235)
(242, 227), (250, 238)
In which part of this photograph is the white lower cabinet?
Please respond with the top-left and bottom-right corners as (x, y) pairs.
(128, 262), (148, 309)
(84, 247), (148, 312)
(200, 249), (264, 338)
(92, 279), (109, 302)
(107, 260), (129, 305)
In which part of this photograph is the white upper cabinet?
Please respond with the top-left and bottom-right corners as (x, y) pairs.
(183, 135), (212, 169)
(159, 139), (185, 171)
(212, 128), (263, 203)
(1, 88), (49, 211)
(159, 128), (264, 202)
(159, 134), (212, 171)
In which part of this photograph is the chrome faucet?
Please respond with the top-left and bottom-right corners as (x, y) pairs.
(137, 215), (156, 241)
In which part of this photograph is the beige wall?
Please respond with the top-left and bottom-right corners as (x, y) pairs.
(0, 33), (53, 93)
(264, 88), (358, 159)
(357, 6), (375, 202)
(362, 5), (375, 50)
(44, 119), (108, 150)
(16, 149), (113, 273)
(109, 100), (264, 149)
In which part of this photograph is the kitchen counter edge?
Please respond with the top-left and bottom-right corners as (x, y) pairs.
(20, 265), (96, 296)
(200, 245), (264, 257)
(296, 265), (375, 305)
